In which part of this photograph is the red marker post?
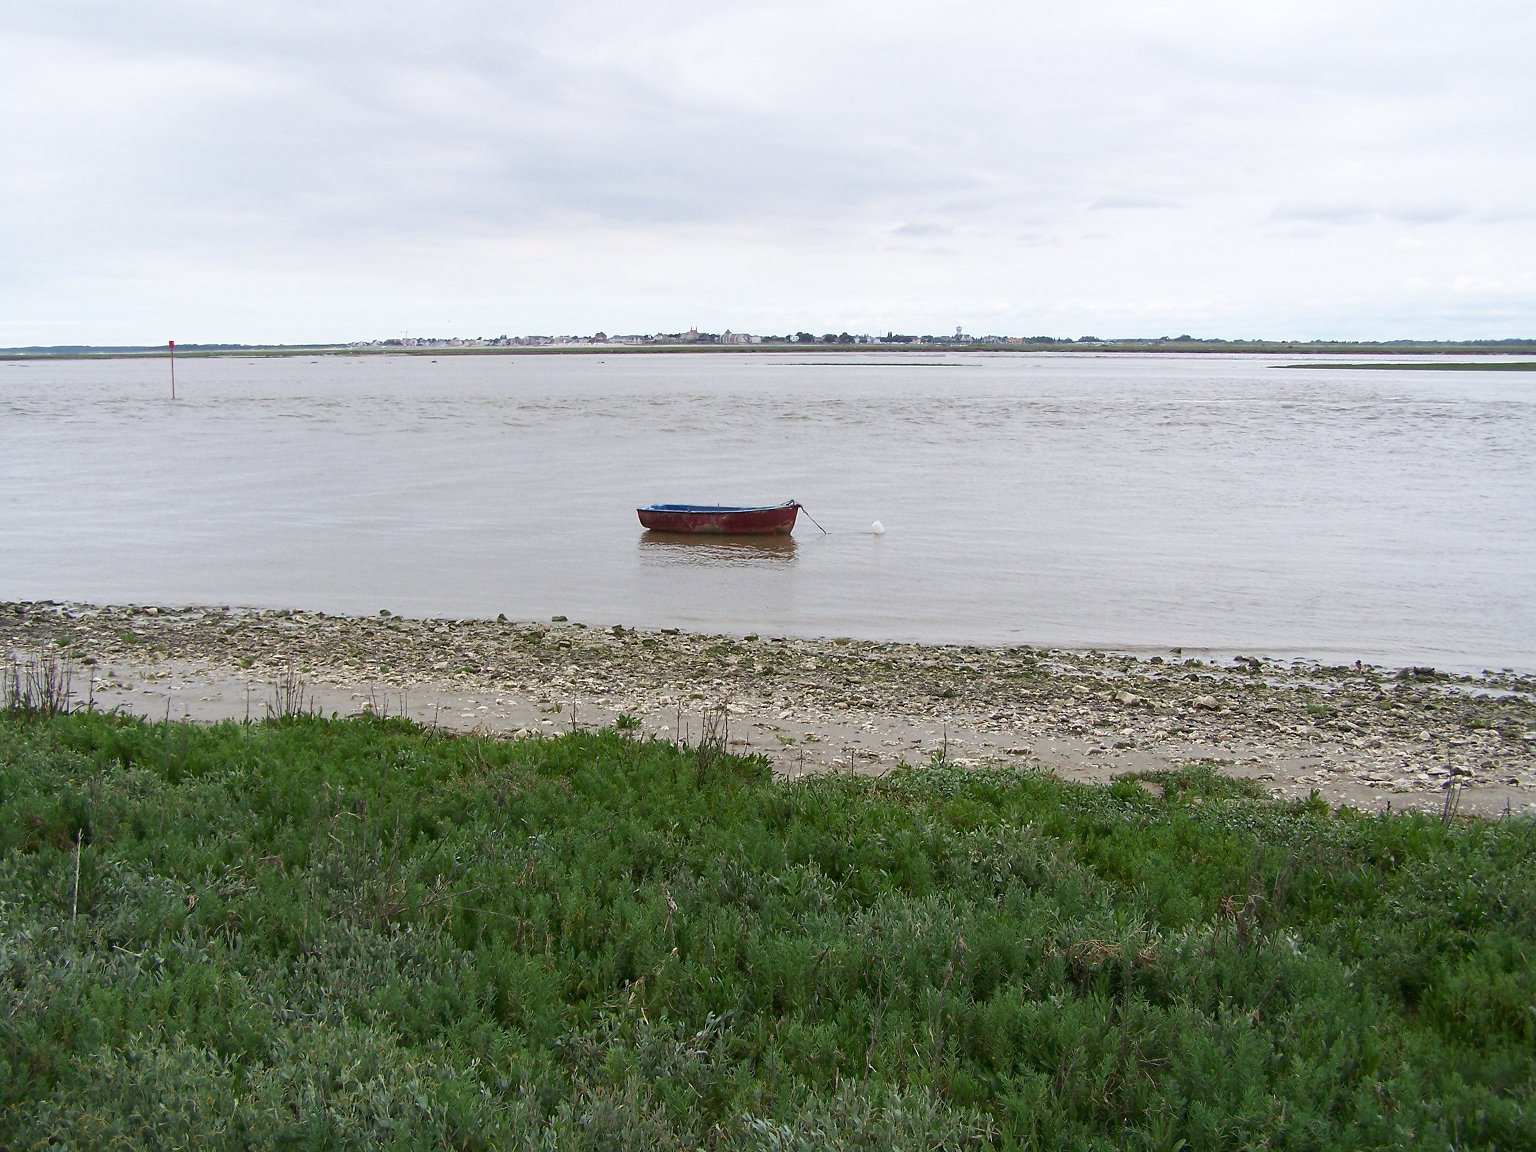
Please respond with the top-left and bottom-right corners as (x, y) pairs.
(169, 339), (176, 400)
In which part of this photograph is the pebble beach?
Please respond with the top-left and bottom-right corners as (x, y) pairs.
(5, 600), (1534, 816)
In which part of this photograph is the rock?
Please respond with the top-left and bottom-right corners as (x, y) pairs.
(1192, 694), (1219, 711)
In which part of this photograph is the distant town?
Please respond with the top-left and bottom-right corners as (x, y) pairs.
(363, 327), (1020, 349)
(353, 328), (1536, 352)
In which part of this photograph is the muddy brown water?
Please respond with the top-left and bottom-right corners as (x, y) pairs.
(2, 350), (1533, 672)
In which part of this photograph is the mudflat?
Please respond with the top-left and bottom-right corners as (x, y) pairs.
(5, 601), (1533, 816)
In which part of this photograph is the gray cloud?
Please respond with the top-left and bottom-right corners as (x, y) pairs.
(1271, 202), (1376, 225)
(1088, 195), (1181, 211)
(1271, 200), (1469, 226)
(3, 0), (1534, 342)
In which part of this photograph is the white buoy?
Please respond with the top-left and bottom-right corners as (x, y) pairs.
(871, 520), (885, 535)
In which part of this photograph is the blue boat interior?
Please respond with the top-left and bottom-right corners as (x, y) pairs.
(641, 502), (796, 513)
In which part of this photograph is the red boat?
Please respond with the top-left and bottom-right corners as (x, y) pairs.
(637, 500), (800, 535)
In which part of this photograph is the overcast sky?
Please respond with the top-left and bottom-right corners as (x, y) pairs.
(3, 0), (1534, 345)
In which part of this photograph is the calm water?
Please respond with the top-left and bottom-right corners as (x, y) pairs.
(3, 351), (1533, 672)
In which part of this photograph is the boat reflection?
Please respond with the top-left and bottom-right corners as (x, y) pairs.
(638, 532), (799, 568)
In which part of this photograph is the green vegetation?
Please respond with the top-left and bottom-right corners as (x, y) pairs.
(3, 708), (1532, 1149)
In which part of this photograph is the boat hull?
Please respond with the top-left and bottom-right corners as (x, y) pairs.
(637, 501), (799, 535)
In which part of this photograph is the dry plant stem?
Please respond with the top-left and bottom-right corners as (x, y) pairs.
(4, 650), (75, 715)
(71, 828), (82, 926)
(268, 664), (309, 719)
(1442, 782), (1463, 826)
(697, 703), (729, 783)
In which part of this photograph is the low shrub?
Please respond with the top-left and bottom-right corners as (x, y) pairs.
(1, 713), (1531, 1148)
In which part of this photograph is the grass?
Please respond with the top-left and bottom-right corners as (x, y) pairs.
(2, 706), (1532, 1149)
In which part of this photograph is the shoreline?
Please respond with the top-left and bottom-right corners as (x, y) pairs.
(5, 600), (1534, 816)
(8, 343), (1536, 361)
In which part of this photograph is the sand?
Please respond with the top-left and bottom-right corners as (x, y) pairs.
(5, 601), (1533, 817)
